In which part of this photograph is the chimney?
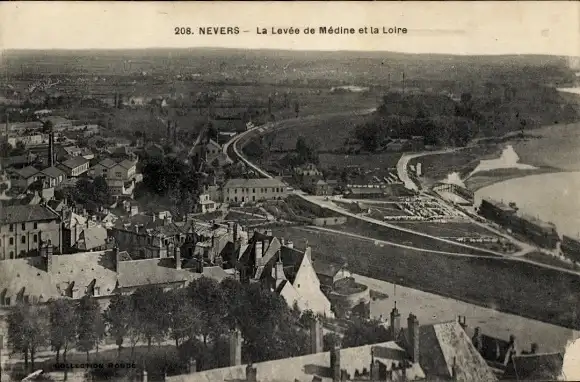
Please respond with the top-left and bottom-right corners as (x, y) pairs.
(370, 349), (380, 381)
(330, 344), (341, 382)
(175, 246), (181, 270)
(266, 229), (272, 237)
(310, 316), (323, 354)
(142, 370), (148, 382)
(286, 240), (294, 249)
(113, 246), (120, 273)
(151, 213), (156, 222)
(246, 362), (257, 382)
(280, 237), (285, 246)
(275, 253), (285, 281)
(255, 241), (263, 264)
(45, 241), (53, 273)
(458, 315), (467, 330)
(229, 328), (242, 366)
(233, 223), (238, 244)
(48, 130), (55, 167)
(407, 313), (420, 364)
(451, 356), (457, 380)
(390, 302), (401, 339)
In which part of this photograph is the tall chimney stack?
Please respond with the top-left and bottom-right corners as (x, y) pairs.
(48, 129), (55, 167)
(246, 363), (257, 382)
(113, 246), (120, 273)
(229, 328), (242, 366)
(45, 240), (53, 273)
(310, 316), (323, 354)
(407, 313), (420, 364)
(175, 246), (181, 270)
(390, 302), (401, 339)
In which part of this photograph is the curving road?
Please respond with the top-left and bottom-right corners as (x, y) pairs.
(225, 112), (580, 276)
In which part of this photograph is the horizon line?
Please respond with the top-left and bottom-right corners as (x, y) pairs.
(2, 47), (578, 58)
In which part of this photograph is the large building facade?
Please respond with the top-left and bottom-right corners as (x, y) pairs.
(0, 205), (62, 260)
(223, 178), (288, 203)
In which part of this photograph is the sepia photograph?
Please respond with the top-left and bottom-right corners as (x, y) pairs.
(0, 1), (580, 381)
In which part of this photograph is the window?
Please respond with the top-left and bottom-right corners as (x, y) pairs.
(9, 238), (14, 245)
(253, 188), (256, 193)
(34, 223), (38, 229)
(4, 297), (10, 306)
(9, 224), (13, 232)
(33, 234), (38, 243)
(234, 188), (237, 194)
(115, 172), (122, 177)
(21, 236), (26, 244)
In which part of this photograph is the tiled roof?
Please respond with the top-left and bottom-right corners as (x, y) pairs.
(224, 178), (286, 189)
(60, 156), (89, 169)
(98, 158), (117, 168)
(165, 341), (424, 382)
(41, 166), (65, 179)
(16, 166), (40, 179)
(0, 204), (60, 224)
(418, 321), (497, 382)
(312, 258), (346, 278)
(117, 159), (137, 169)
(0, 250), (118, 301)
(78, 225), (108, 250)
(504, 352), (564, 381)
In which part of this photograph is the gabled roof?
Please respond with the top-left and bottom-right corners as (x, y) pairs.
(40, 166), (65, 179)
(16, 166), (40, 179)
(97, 158), (117, 168)
(0, 204), (60, 224)
(504, 352), (564, 381)
(78, 225), (108, 250)
(60, 156), (89, 169)
(117, 159), (137, 170)
(416, 321), (497, 382)
(312, 258), (347, 278)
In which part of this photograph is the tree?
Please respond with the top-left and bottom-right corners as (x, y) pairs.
(48, 299), (78, 364)
(7, 303), (49, 373)
(342, 318), (390, 348)
(295, 136), (319, 165)
(187, 277), (228, 347)
(131, 285), (168, 351)
(76, 296), (102, 362)
(165, 288), (201, 349)
(104, 293), (133, 358)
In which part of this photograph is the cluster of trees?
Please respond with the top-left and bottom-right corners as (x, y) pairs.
(7, 295), (105, 377)
(138, 155), (201, 216)
(60, 176), (113, 207)
(7, 278), (320, 376)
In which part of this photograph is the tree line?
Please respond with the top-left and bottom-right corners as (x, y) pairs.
(6, 276), (391, 379)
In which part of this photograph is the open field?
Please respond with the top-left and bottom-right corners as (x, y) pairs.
(265, 111), (372, 152)
(271, 226), (580, 330)
(336, 217), (495, 255)
(391, 221), (498, 238)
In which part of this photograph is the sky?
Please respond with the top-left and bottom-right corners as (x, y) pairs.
(1, 1), (579, 56)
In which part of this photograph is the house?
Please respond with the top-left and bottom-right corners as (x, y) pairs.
(7, 166), (40, 190)
(166, 310), (495, 382)
(312, 179), (330, 196)
(0, 121), (43, 135)
(471, 326), (519, 371)
(58, 156), (90, 177)
(0, 153), (37, 169)
(0, 204), (62, 260)
(7, 134), (46, 148)
(192, 139), (233, 167)
(38, 166), (66, 188)
(236, 231), (334, 317)
(0, 245), (230, 309)
(198, 194), (218, 213)
(223, 178), (288, 203)
(61, 211), (108, 253)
